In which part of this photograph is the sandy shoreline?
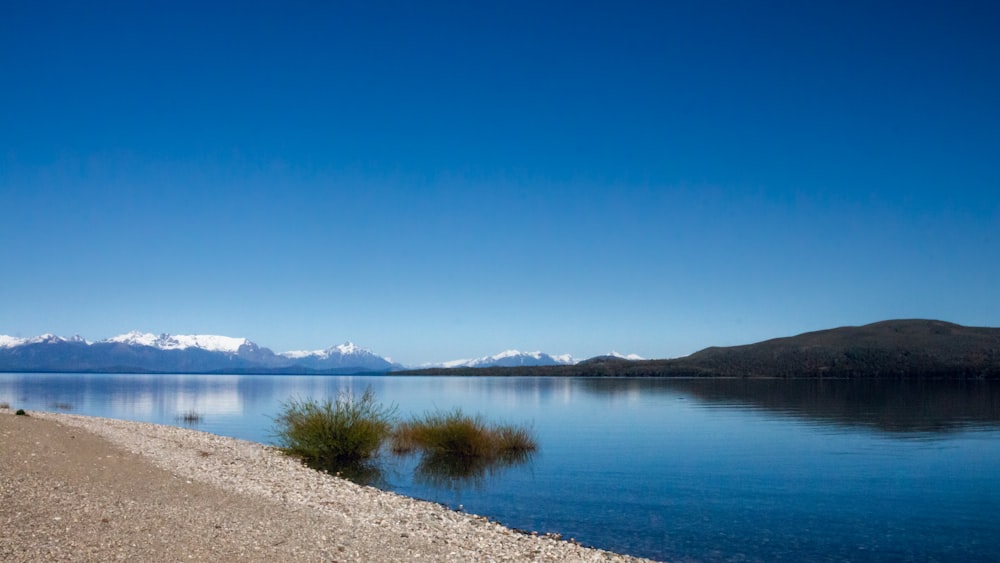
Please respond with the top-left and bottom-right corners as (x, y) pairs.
(1, 409), (658, 562)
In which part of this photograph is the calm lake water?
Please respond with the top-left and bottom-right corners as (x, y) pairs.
(2, 373), (999, 562)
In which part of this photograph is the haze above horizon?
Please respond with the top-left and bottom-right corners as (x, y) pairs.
(2, 1), (998, 366)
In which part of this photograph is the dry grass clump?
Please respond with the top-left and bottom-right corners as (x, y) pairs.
(391, 408), (536, 460)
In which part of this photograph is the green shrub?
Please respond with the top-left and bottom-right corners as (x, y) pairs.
(272, 388), (396, 473)
(15, 409), (27, 416)
(391, 408), (537, 460)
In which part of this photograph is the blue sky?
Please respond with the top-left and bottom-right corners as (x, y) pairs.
(2, 1), (998, 365)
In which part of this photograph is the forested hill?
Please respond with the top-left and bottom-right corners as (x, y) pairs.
(397, 320), (1000, 378)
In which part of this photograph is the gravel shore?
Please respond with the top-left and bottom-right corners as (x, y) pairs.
(1, 410), (659, 562)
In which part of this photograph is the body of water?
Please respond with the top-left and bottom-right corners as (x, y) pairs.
(2, 373), (999, 562)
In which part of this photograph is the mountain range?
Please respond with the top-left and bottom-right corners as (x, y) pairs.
(0, 332), (607, 374)
(0, 332), (397, 374)
(15, 320), (992, 378)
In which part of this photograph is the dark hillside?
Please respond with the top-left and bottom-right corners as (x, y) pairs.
(679, 320), (1000, 378)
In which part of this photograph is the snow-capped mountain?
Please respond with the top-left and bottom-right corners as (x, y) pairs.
(105, 331), (256, 354)
(0, 335), (27, 348)
(0, 332), (396, 374)
(432, 350), (577, 369)
(280, 342), (397, 371)
(0, 333), (89, 347)
(608, 351), (644, 361)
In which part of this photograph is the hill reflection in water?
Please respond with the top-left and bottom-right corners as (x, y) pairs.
(579, 377), (1000, 434)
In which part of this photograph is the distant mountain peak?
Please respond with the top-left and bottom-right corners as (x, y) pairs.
(433, 349), (577, 369)
(1, 333), (90, 346)
(608, 351), (644, 360)
(30, 333), (66, 344)
(106, 331), (161, 347)
(281, 341), (373, 359)
(333, 341), (364, 354)
(0, 335), (27, 348)
(278, 340), (396, 370)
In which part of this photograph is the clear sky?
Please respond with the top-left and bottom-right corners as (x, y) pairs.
(2, 1), (998, 365)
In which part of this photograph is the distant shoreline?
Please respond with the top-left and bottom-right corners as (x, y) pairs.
(399, 320), (1000, 379)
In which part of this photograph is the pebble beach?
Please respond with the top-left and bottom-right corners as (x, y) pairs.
(0, 409), (658, 562)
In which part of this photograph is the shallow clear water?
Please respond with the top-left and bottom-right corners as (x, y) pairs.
(2, 374), (999, 562)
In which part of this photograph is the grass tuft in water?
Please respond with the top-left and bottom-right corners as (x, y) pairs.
(178, 409), (203, 423)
